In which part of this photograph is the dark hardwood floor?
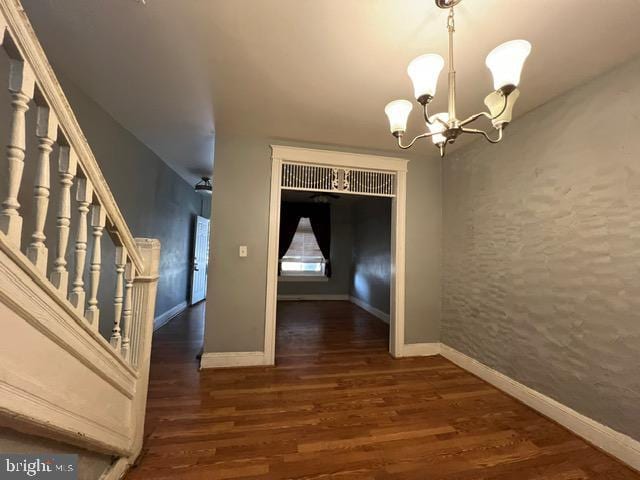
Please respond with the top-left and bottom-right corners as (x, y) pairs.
(126, 301), (639, 479)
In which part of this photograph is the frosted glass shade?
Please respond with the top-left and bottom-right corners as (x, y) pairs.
(428, 112), (449, 144)
(407, 54), (445, 101)
(485, 40), (531, 91)
(484, 88), (520, 127)
(384, 99), (413, 134)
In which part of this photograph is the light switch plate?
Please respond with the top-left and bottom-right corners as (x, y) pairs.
(239, 245), (248, 257)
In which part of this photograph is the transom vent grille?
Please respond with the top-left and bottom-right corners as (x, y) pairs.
(281, 162), (396, 197)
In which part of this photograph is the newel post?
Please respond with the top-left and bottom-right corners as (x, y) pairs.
(128, 237), (160, 456)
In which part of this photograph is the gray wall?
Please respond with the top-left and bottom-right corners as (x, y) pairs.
(350, 197), (392, 315)
(0, 427), (112, 480)
(60, 79), (206, 325)
(205, 134), (441, 353)
(277, 199), (354, 297)
(442, 56), (640, 440)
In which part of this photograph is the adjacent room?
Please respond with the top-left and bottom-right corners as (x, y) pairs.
(0, 0), (639, 479)
(276, 190), (393, 361)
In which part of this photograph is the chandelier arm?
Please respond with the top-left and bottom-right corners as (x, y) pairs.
(397, 131), (438, 149)
(459, 94), (509, 127)
(422, 103), (434, 126)
(460, 126), (504, 144)
(422, 103), (433, 125)
(459, 111), (491, 127)
(422, 103), (449, 128)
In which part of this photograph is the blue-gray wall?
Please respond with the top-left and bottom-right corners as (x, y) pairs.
(0, 46), (206, 331)
(443, 56), (640, 440)
(350, 197), (392, 315)
(59, 78), (207, 323)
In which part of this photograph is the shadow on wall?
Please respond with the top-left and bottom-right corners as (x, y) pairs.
(349, 197), (392, 315)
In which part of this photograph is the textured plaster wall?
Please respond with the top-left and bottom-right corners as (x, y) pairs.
(443, 57), (640, 440)
(350, 197), (392, 314)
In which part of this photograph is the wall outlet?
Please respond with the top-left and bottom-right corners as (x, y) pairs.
(239, 245), (248, 257)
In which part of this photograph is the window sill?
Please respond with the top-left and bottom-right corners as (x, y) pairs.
(278, 275), (329, 283)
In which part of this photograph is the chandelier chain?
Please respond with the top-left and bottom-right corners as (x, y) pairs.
(384, 0), (531, 157)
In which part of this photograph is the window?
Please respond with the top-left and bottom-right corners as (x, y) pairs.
(281, 217), (326, 276)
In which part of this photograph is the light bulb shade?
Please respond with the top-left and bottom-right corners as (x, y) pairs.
(485, 40), (531, 91)
(384, 99), (413, 134)
(484, 88), (520, 128)
(407, 54), (445, 101)
(428, 112), (449, 144)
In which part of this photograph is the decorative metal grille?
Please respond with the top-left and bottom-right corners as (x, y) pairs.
(281, 162), (396, 197)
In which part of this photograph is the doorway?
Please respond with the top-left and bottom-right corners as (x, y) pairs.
(276, 191), (393, 360)
(264, 146), (409, 364)
(190, 215), (210, 305)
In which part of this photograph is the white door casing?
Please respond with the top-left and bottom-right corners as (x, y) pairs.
(191, 216), (210, 304)
(265, 146), (409, 365)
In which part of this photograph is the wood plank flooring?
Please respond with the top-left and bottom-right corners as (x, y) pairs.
(126, 301), (639, 479)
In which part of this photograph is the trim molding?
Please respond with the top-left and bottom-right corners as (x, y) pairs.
(266, 146), (409, 364)
(0, 241), (136, 398)
(270, 145), (409, 172)
(278, 294), (349, 301)
(153, 301), (188, 331)
(440, 344), (640, 472)
(399, 342), (441, 357)
(349, 296), (390, 324)
(200, 351), (270, 369)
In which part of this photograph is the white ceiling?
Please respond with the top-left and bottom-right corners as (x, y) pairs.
(22, 0), (640, 184)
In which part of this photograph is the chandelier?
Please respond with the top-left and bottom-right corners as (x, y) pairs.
(384, 0), (531, 157)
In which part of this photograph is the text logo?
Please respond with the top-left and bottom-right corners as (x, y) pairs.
(1, 455), (77, 479)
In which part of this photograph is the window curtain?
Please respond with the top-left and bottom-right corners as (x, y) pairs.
(308, 204), (331, 277)
(278, 203), (302, 275)
(278, 202), (332, 277)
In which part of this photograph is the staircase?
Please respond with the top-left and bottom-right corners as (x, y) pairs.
(0, 0), (160, 478)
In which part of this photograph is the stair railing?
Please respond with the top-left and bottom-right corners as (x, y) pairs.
(0, 0), (160, 463)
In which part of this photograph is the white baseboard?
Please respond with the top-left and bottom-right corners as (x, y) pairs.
(399, 342), (441, 357)
(349, 296), (390, 324)
(277, 294), (349, 301)
(440, 344), (640, 472)
(200, 351), (271, 369)
(153, 301), (188, 331)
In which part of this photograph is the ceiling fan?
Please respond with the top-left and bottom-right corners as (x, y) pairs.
(309, 193), (340, 203)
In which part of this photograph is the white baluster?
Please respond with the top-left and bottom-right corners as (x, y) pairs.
(0, 59), (35, 248)
(26, 103), (58, 273)
(110, 246), (127, 351)
(121, 261), (136, 363)
(69, 177), (93, 310)
(85, 203), (106, 329)
(50, 146), (77, 295)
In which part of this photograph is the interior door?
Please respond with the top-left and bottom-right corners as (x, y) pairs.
(190, 216), (210, 305)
